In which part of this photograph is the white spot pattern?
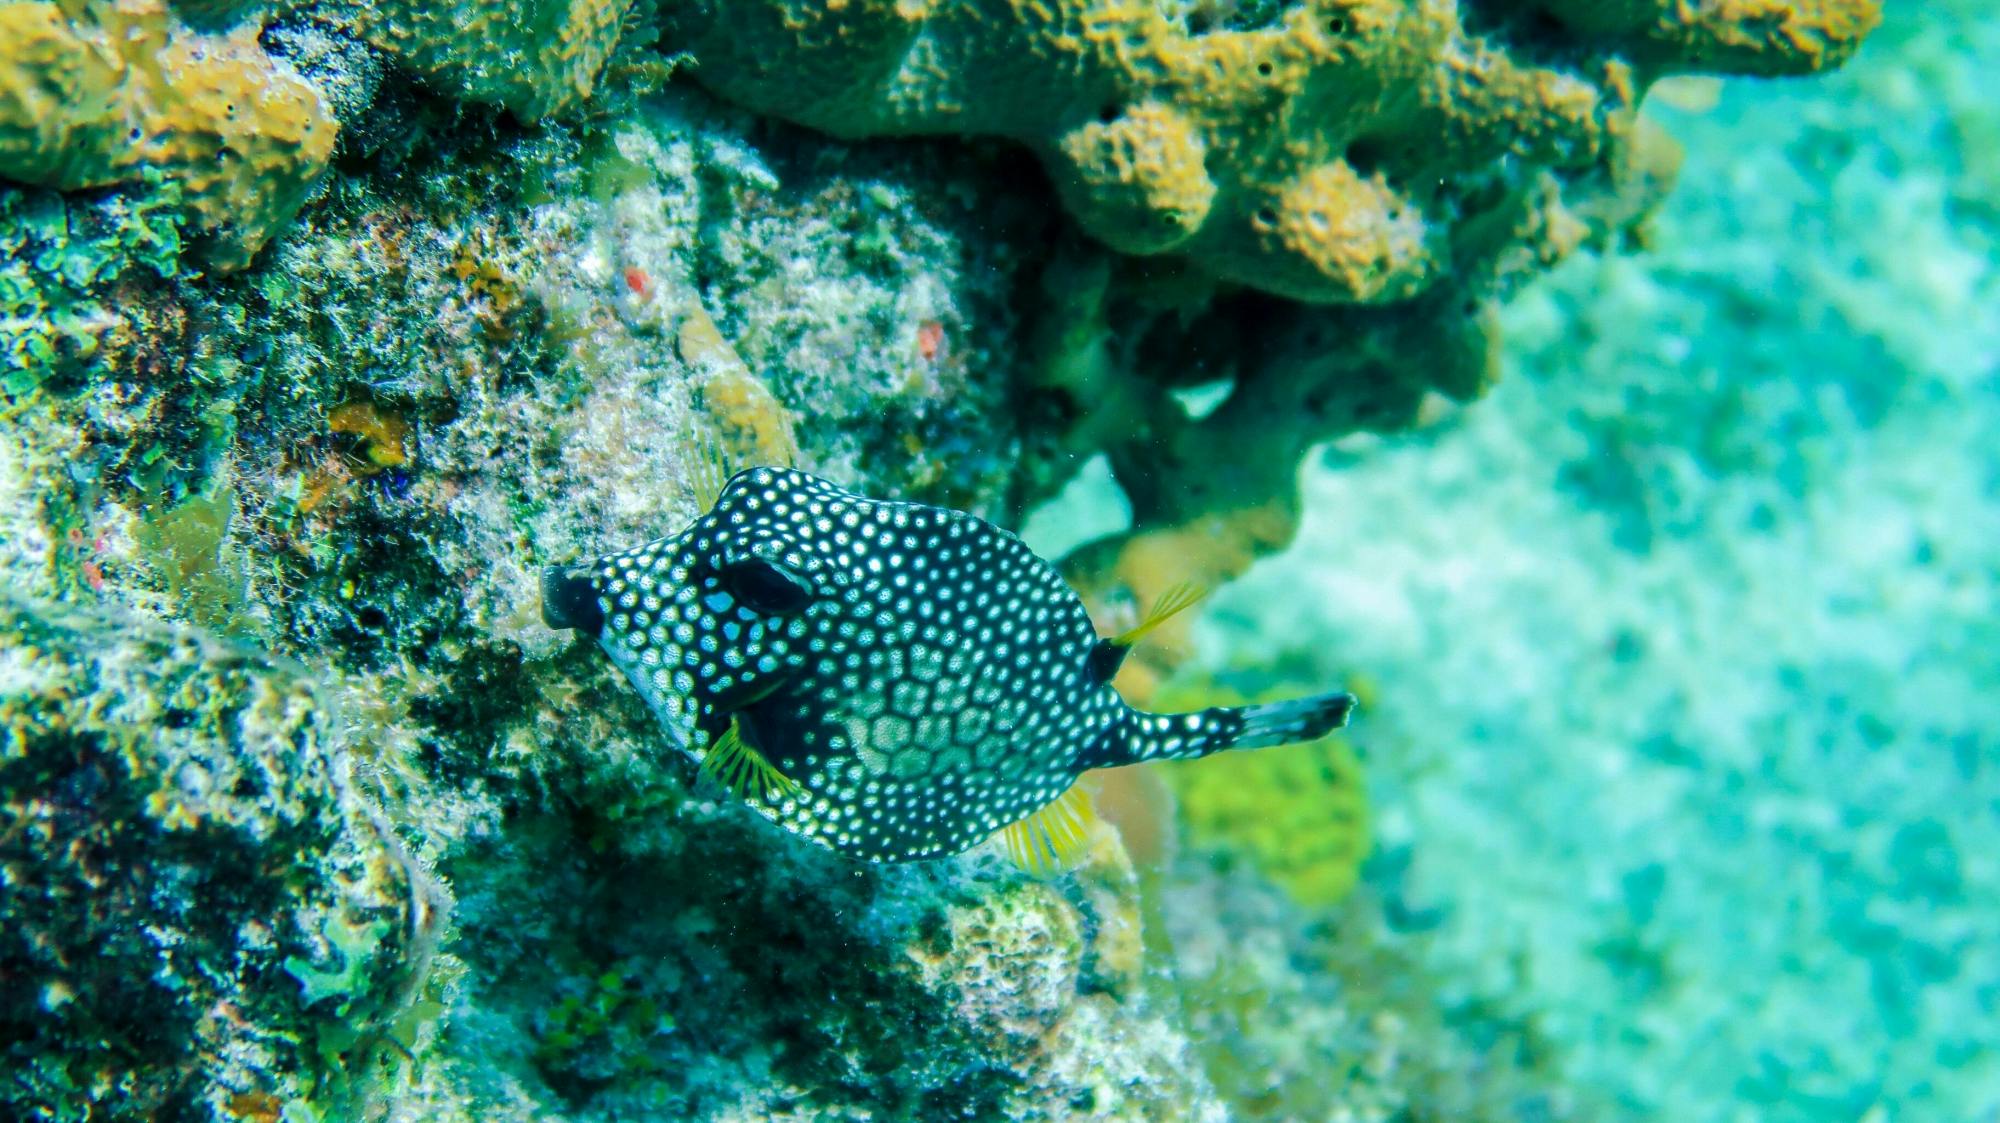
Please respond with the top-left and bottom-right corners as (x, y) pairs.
(575, 466), (1284, 862)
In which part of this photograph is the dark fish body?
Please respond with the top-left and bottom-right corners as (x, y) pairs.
(544, 467), (1354, 863)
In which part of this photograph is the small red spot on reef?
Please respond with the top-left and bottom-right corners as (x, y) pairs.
(624, 266), (652, 298)
(917, 320), (944, 362)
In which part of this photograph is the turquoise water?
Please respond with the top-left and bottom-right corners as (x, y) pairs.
(1206, 6), (2000, 1119)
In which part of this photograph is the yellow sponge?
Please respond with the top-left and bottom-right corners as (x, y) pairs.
(0, 0), (336, 269)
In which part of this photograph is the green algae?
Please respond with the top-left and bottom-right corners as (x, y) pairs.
(0, 595), (444, 1122)
(0, 178), (187, 396)
(1154, 667), (1373, 908)
(135, 485), (252, 634)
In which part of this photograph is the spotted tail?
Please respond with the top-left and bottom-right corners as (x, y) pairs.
(1093, 691), (1357, 768)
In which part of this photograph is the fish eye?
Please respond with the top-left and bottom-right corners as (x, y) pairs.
(719, 557), (814, 615)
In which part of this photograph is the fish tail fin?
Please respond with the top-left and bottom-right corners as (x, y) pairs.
(1230, 692), (1357, 749)
(1104, 691), (1356, 766)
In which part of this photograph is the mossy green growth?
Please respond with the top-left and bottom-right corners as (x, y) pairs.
(135, 485), (254, 634)
(0, 180), (186, 397)
(533, 956), (678, 1083)
(1154, 668), (1370, 907)
(0, 594), (445, 1122)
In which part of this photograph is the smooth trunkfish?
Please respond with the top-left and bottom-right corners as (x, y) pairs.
(543, 466), (1355, 867)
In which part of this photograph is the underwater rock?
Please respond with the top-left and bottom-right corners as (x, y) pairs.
(0, 594), (447, 1121)
(429, 798), (1221, 1120)
(4, 73), (1211, 1120)
(0, 0), (336, 270)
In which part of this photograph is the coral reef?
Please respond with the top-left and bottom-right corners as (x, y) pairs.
(655, 0), (1875, 642)
(664, 0), (1876, 304)
(5, 75), (1210, 1120)
(0, 0), (637, 274)
(1529, 0), (1880, 74)
(0, 0), (335, 269)
(348, 0), (639, 118)
(0, 594), (445, 1121)
(0, 0), (1917, 1117)
(426, 778), (1222, 1120)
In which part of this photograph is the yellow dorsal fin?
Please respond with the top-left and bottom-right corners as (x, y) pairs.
(1109, 581), (1209, 647)
(687, 432), (733, 513)
(998, 784), (1095, 876)
(700, 719), (800, 805)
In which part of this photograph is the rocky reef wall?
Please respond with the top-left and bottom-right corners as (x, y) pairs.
(0, 1), (1910, 1120)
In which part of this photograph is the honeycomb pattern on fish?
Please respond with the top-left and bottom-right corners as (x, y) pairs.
(543, 467), (1354, 862)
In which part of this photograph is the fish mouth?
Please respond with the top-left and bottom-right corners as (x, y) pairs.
(540, 565), (605, 636)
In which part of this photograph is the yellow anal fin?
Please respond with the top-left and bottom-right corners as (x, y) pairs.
(1109, 581), (1209, 647)
(999, 784), (1095, 876)
(700, 719), (800, 805)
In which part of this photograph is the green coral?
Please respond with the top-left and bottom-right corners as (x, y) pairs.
(0, 594), (447, 1121)
(663, 0), (1879, 304)
(533, 958), (677, 1081)
(348, 0), (641, 119)
(1529, 0), (1881, 74)
(0, 181), (186, 393)
(1155, 670), (1371, 908)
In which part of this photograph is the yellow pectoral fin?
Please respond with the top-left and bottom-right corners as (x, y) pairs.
(1109, 581), (1210, 647)
(998, 784), (1096, 876)
(700, 719), (800, 805)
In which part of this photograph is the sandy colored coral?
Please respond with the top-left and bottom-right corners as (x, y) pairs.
(1029, 106), (1683, 643)
(0, 0), (335, 269)
(350, 0), (638, 118)
(0, 0), (637, 275)
(663, 0), (1877, 304)
(1531, 0), (1879, 74)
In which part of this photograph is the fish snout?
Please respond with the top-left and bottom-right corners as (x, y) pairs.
(541, 565), (605, 636)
